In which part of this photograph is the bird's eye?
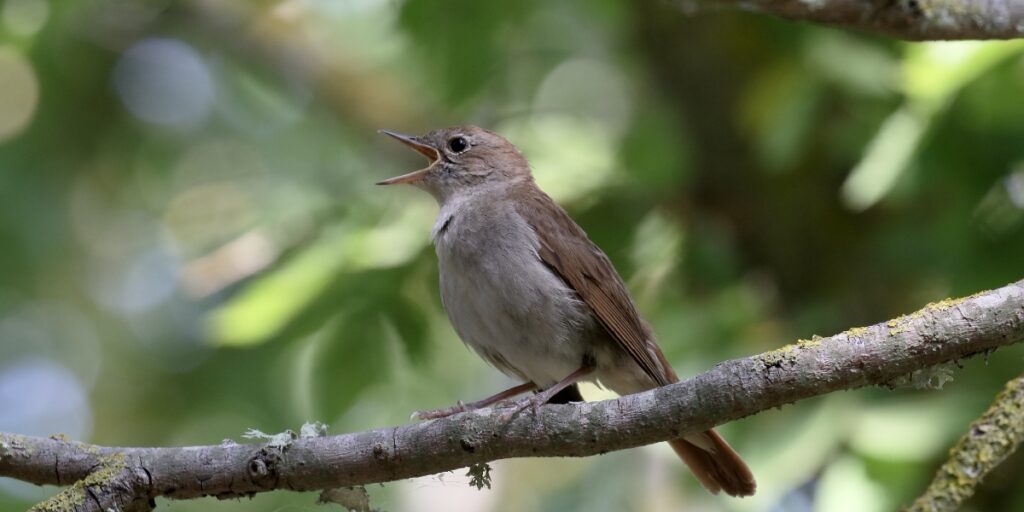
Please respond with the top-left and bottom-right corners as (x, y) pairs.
(447, 136), (469, 153)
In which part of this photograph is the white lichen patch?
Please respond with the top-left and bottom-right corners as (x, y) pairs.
(300, 421), (329, 438)
(886, 363), (957, 390)
(243, 428), (298, 449)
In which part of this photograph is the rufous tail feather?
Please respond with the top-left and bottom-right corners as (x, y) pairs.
(669, 430), (756, 497)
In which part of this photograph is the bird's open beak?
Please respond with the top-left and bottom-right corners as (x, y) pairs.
(377, 130), (439, 185)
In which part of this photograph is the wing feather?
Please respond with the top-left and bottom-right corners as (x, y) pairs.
(515, 187), (677, 387)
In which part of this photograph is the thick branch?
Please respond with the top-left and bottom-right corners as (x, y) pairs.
(698, 0), (1024, 40)
(906, 371), (1024, 511)
(25, 452), (154, 512)
(1, 279), (1022, 509)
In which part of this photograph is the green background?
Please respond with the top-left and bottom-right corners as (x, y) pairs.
(1, 1), (1023, 511)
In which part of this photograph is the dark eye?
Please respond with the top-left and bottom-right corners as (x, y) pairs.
(447, 136), (468, 153)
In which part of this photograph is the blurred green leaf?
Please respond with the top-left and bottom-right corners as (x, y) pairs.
(903, 41), (1024, 108)
(740, 61), (823, 172)
(618, 104), (691, 192)
(398, 0), (535, 103)
(313, 308), (389, 418)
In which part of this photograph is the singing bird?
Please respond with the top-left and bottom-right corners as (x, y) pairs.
(378, 126), (755, 497)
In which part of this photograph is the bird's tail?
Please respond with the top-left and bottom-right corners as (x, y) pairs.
(669, 429), (756, 497)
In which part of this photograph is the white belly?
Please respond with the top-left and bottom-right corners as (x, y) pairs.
(433, 198), (594, 388)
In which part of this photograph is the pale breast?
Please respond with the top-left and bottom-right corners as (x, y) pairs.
(432, 196), (594, 388)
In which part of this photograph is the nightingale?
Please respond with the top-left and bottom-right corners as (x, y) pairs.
(377, 125), (756, 497)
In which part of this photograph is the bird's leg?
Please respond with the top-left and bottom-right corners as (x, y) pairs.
(501, 365), (595, 421)
(413, 382), (537, 420)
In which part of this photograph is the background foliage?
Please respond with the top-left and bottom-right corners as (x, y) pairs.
(2, 1), (1023, 511)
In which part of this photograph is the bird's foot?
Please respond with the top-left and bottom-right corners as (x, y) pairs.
(412, 382), (540, 421)
(498, 394), (548, 422)
(411, 400), (473, 421)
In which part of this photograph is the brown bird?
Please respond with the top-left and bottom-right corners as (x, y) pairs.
(378, 125), (756, 497)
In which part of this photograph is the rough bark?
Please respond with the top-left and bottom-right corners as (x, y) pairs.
(906, 372), (1024, 512)
(1, 279), (1022, 511)
(696, 0), (1024, 40)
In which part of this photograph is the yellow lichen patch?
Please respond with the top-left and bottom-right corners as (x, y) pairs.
(757, 342), (804, 368)
(844, 326), (870, 339)
(887, 289), (993, 338)
(887, 308), (927, 336)
(905, 374), (1024, 512)
(758, 334), (836, 369)
(796, 335), (825, 348)
(29, 452), (128, 512)
(48, 434), (70, 442)
(925, 297), (968, 312)
(921, 287), (993, 314)
(81, 442), (102, 456)
(888, 322), (911, 336)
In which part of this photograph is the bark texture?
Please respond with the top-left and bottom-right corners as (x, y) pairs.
(1, 279), (1022, 511)
(906, 372), (1024, 512)
(699, 0), (1024, 40)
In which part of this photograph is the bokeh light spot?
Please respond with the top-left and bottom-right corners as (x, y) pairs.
(113, 38), (215, 128)
(2, 0), (49, 37)
(0, 358), (92, 500)
(0, 358), (92, 438)
(0, 45), (39, 141)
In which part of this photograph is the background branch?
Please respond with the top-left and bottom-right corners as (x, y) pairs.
(697, 0), (1024, 40)
(907, 371), (1024, 511)
(1, 279), (1022, 509)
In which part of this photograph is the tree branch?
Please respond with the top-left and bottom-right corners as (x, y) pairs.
(2, 279), (1022, 509)
(906, 371), (1024, 511)
(696, 0), (1024, 40)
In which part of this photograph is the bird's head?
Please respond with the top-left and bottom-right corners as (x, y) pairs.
(377, 125), (531, 202)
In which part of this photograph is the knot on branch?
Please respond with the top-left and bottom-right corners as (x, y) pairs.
(247, 449), (283, 489)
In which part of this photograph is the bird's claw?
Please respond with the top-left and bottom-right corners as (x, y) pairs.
(497, 395), (545, 422)
(411, 401), (469, 421)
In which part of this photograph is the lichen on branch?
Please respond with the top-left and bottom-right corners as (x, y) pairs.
(0, 279), (1022, 511)
(906, 373), (1024, 512)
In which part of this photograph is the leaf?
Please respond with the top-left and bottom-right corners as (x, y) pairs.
(398, 0), (534, 103)
(386, 293), (430, 363)
(466, 462), (492, 490)
(313, 305), (390, 417)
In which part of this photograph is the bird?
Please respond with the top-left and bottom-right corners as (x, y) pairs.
(377, 125), (756, 497)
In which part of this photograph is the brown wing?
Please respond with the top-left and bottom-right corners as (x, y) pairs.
(514, 185), (677, 387)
